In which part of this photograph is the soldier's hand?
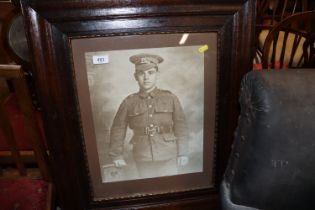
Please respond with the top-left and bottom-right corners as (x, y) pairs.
(177, 156), (189, 166)
(113, 159), (127, 168)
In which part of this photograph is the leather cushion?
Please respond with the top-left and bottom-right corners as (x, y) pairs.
(223, 69), (315, 210)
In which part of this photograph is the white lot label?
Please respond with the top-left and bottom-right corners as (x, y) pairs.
(92, 55), (109, 64)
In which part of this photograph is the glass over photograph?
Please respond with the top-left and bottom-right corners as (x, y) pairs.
(84, 46), (204, 183)
(71, 33), (216, 199)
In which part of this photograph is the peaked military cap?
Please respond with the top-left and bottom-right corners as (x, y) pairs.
(130, 53), (164, 71)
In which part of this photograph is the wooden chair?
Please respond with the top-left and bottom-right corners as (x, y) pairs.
(302, 33), (315, 68)
(0, 3), (44, 161)
(256, 0), (309, 27)
(0, 64), (54, 210)
(254, 0), (312, 69)
(262, 11), (315, 69)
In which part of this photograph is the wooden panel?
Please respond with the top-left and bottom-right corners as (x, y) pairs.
(0, 2), (17, 63)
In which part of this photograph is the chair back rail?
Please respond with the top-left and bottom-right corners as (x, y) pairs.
(256, 0), (309, 30)
(254, 0), (313, 67)
(0, 64), (51, 181)
(303, 33), (315, 67)
(262, 11), (315, 69)
(0, 98), (26, 175)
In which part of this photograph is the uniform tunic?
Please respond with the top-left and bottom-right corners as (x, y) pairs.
(109, 88), (189, 162)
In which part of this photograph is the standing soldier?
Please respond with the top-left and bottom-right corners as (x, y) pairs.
(109, 53), (189, 178)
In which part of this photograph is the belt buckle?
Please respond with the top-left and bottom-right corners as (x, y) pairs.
(145, 126), (160, 136)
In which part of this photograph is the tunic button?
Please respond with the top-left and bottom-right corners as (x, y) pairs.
(149, 114), (153, 117)
(148, 105), (153, 108)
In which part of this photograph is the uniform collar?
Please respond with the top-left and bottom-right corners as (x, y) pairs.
(138, 88), (159, 98)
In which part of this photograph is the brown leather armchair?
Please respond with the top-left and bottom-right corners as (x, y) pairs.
(221, 69), (315, 210)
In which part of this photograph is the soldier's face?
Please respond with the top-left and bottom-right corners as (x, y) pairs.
(134, 67), (159, 91)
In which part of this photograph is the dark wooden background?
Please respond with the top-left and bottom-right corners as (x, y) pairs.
(0, 2), (18, 64)
(20, 0), (256, 209)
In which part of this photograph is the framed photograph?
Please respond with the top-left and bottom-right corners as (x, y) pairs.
(72, 33), (216, 199)
(21, 0), (255, 209)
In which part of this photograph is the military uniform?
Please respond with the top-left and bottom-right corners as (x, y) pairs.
(109, 53), (189, 178)
(109, 88), (189, 162)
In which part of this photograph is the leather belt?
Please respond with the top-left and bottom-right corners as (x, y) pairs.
(133, 125), (173, 136)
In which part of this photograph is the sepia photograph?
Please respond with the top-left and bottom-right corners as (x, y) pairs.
(71, 33), (217, 199)
(85, 46), (204, 183)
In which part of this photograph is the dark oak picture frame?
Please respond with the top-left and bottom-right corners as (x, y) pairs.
(20, 0), (256, 209)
